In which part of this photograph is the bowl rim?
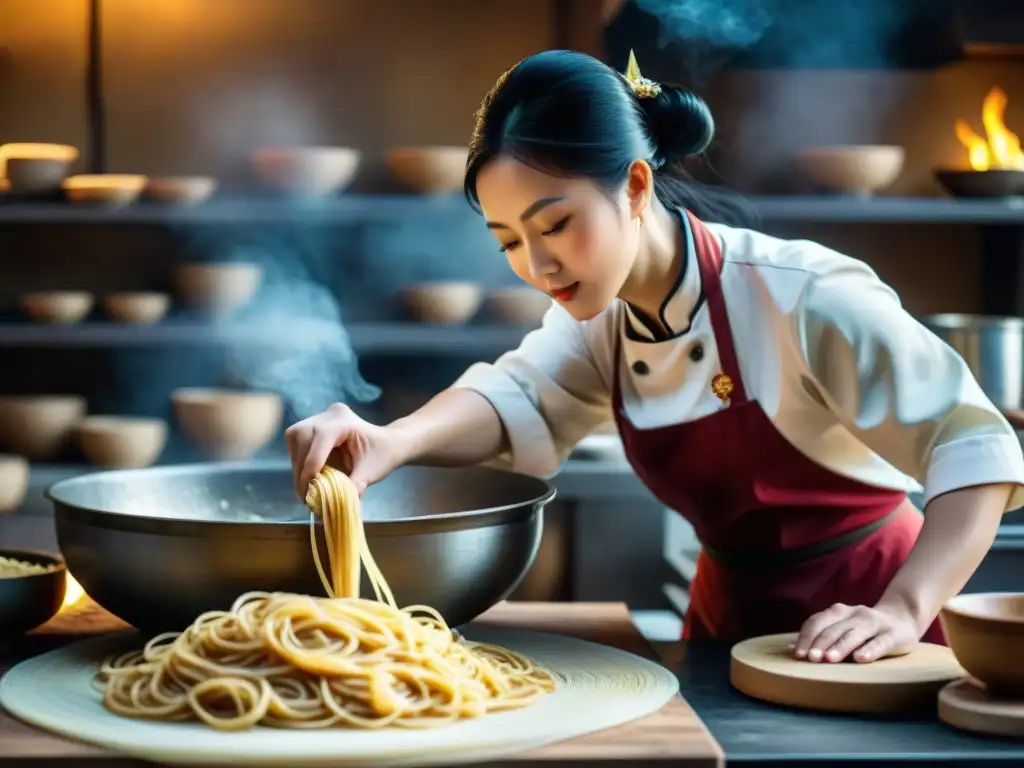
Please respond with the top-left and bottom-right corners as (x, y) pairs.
(170, 387), (283, 405)
(73, 415), (168, 431)
(251, 146), (361, 159)
(0, 547), (67, 578)
(103, 291), (172, 302)
(0, 143), (80, 161)
(175, 262), (262, 274)
(21, 290), (95, 301)
(934, 168), (1024, 176)
(943, 592), (1024, 624)
(922, 313), (1024, 331)
(145, 176), (216, 185)
(0, 394), (88, 407)
(62, 174), (148, 189)
(794, 144), (905, 155)
(45, 461), (557, 535)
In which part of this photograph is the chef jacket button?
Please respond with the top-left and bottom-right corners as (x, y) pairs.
(632, 360), (649, 375)
(689, 343), (704, 362)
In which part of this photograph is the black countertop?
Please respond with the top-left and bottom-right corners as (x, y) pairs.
(679, 641), (1024, 766)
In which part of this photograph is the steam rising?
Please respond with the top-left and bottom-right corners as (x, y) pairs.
(632, 0), (925, 69)
(626, 0), (925, 188)
(224, 277), (381, 420)
(634, 0), (775, 50)
(173, 229), (381, 422)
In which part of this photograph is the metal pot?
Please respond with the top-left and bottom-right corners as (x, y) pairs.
(47, 462), (554, 632)
(921, 314), (1024, 412)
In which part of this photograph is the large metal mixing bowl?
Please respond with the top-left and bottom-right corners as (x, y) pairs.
(47, 462), (554, 631)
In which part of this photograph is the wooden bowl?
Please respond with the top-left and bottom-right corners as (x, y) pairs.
(386, 146), (468, 194)
(0, 455), (29, 514)
(21, 291), (95, 324)
(486, 287), (553, 326)
(0, 395), (88, 460)
(73, 416), (168, 469)
(62, 174), (147, 206)
(0, 143), (79, 192)
(144, 176), (217, 205)
(101, 292), (171, 325)
(794, 145), (905, 196)
(251, 147), (361, 196)
(174, 263), (262, 315)
(172, 388), (284, 460)
(0, 549), (66, 640)
(402, 282), (483, 325)
(941, 593), (1024, 696)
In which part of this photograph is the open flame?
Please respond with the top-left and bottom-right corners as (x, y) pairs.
(60, 571), (85, 611)
(955, 87), (1024, 171)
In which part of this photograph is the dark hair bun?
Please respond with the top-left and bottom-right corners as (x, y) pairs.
(640, 86), (715, 164)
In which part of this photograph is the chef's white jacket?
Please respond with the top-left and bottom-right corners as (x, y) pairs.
(454, 223), (1024, 513)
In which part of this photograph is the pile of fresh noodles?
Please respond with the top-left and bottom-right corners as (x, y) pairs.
(97, 466), (556, 731)
(0, 555), (59, 578)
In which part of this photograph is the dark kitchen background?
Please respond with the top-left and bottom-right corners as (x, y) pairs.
(0, 0), (1022, 622)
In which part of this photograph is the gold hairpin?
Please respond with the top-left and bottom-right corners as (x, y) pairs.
(624, 49), (662, 100)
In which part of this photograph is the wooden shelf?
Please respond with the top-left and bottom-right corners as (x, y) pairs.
(0, 195), (1022, 226)
(0, 321), (531, 355)
(751, 196), (1024, 224)
(0, 196), (472, 225)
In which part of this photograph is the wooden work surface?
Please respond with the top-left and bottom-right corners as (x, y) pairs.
(0, 598), (723, 767)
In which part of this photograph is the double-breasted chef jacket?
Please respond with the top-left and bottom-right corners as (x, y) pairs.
(455, 208), (1024, 641)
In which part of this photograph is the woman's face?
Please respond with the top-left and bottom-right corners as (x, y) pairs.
(475, 156), (645, 322)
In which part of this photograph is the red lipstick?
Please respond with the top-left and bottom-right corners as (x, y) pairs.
(550, 283), (578, 302)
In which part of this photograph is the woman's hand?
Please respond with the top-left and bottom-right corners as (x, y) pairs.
(792, 602), (922, 663)
(285, 403), (406, 499)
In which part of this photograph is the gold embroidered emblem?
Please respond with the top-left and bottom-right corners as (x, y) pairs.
(711, 373), (734, 404)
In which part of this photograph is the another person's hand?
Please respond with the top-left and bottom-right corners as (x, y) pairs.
(285, 403), (405, 500)
(792, 602), (921, 663)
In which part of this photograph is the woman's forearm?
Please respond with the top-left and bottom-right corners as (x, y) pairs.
(876, 483), (1011, 630)
(387, 387), (509, 467)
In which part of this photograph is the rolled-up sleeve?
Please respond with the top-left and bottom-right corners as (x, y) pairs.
(452, 304), (612, 477)
(793, 261), (1024, 512)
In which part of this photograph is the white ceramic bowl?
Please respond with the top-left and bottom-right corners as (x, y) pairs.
(172, 388), (284, 460)
(0, 396), (88, 460)
(0, 143), (79, 192)
(794, 145), (905, 196)
(0, 455), (29, 514)
(145, 176), (217, 205)
(62, 174), (147, 205)
(486, 287), (553, 326)
(174, 263), (262, 315)
(73, 416), (168, 469)
(402, 282), (483, 325)
(386, 146), (468, 194)
(251, 147), (361, 196)
(102, 292), (171, 325)
(21, 291), (95, 324)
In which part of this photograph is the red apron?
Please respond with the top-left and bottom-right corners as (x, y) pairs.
(614, 211), (945, 644)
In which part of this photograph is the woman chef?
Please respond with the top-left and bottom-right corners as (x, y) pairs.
(286, 50), (1024, 664)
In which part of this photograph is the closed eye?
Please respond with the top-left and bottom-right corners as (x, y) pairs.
(543, 215), (571, 236)
(499, 216), (570, 253)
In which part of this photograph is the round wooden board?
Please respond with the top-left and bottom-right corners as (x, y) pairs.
(939, 678), (1024, 738)
(730, 633), (964, 714)
(0, 627), (681, 767)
